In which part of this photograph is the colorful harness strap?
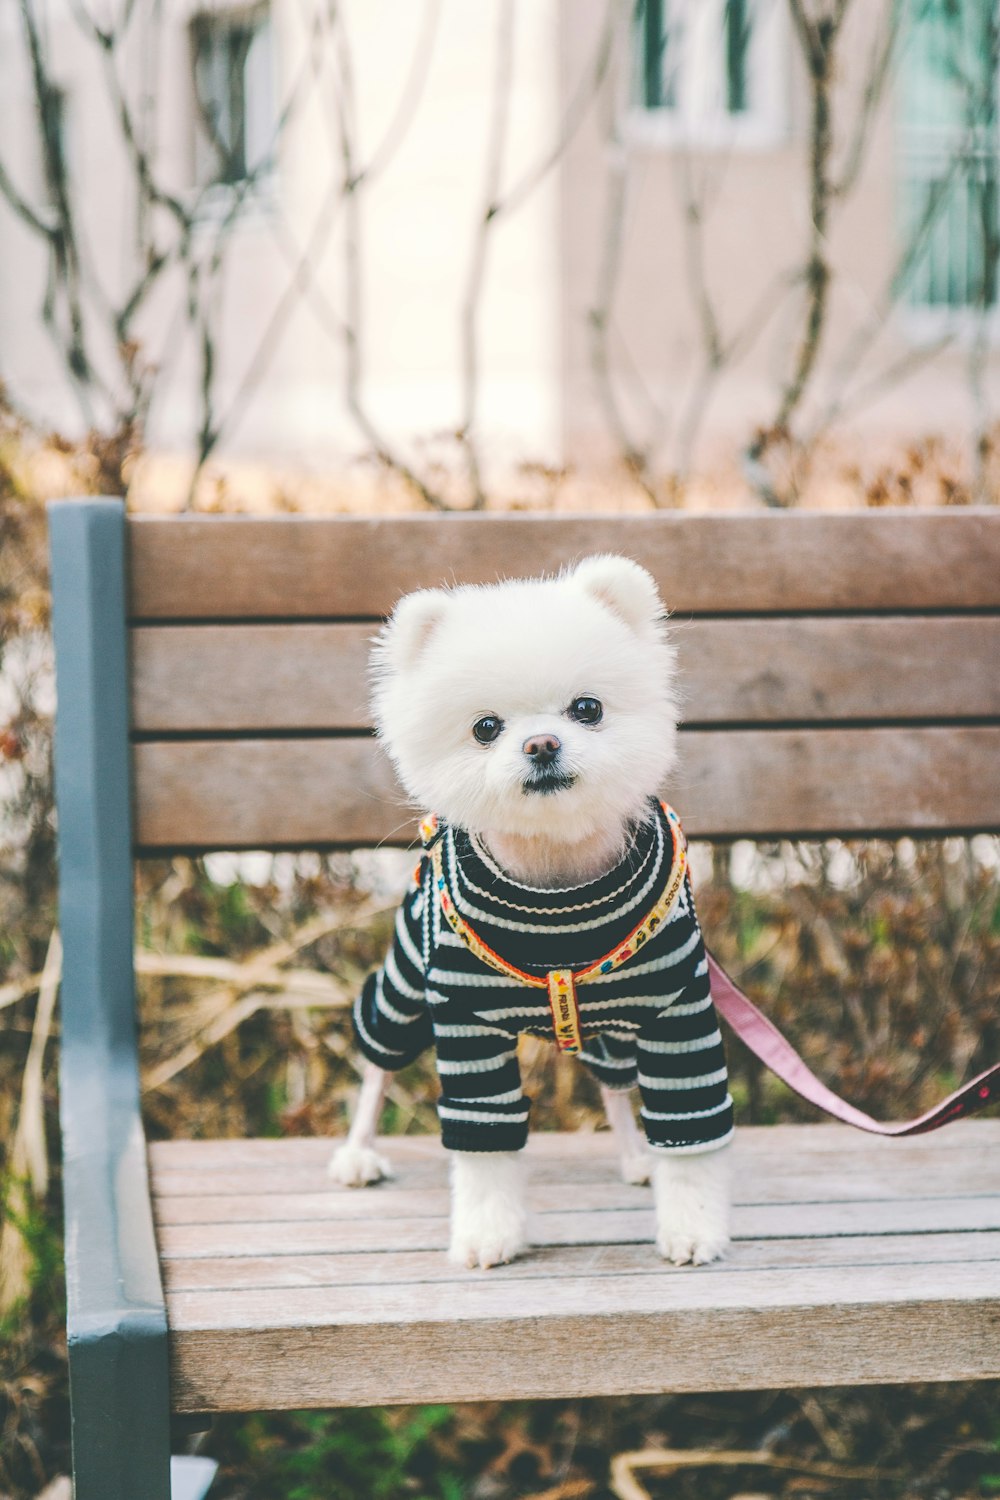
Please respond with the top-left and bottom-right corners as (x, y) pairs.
(422, 803), (688, 1053)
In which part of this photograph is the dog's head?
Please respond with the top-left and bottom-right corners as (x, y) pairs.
(373, 554), (678, 844)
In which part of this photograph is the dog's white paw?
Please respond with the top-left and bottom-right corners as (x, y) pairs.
(620, 1150), (652, 1186)
(653, 1146), (731, 1266)
(656, 1224), (729, 1266)
(449, 1205), (528, 1270)
(448, 1150), (528, 1270)
(327, 1141), (394, 1187)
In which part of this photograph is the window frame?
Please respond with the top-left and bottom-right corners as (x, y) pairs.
(896, 2), (1000, 339)
(188, 0), (277, 216)
(625, 0), (790, 153)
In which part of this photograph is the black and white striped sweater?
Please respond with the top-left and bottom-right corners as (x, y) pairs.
(353, 798), (734, 1156)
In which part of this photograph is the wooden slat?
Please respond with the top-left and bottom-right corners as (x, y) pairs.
(127, 512), (1000, 620)
(130, 617), (1000, 732)
(150, 1156), (994, 1207)
(152, 1150), (1000, 1221)
(678, 616), (1000, 723)
(168, 1290), (998, 1408)
(147, 1122), (1000, 1211)
(132, 726), (1000, 849)
(147, 1158), (987, 1199)
(149, 1125), (1000, 1222)
(155, 1197), (1000, 1259)
(146, 1120), (1000, 1168)
(161, 1233), (1000, 1292)
(149, 1126), (1000, 1409)
(166, 1260), (1000, 1330)
(132, 624), (371, 732)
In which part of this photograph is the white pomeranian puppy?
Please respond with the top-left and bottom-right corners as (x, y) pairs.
(329, 555), (732, 1269)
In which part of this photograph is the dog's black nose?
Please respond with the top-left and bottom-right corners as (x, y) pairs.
(523, 733), (561, 765)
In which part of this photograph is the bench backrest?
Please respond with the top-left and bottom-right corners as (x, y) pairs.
(126, 511), (1000, 852)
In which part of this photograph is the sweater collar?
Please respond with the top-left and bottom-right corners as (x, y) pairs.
(434, 797), (671, 921)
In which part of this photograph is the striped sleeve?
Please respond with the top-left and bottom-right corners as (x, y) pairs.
(636, 913), (734, 1155)
(352, 882), (433, 1070)
(431, 1009), (529, 1153)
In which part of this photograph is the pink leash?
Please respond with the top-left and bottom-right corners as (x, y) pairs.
(707, 952), (999, 1135)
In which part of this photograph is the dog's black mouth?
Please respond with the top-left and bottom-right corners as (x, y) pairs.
(522, 770), (577, 796)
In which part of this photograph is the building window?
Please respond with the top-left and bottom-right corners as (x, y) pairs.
(898, 0), (999, 316)
(725, 0), (751, 114)
(191, 5), (274, 192)
(636, 0), (681, 110)
(630, 0), (787, 149)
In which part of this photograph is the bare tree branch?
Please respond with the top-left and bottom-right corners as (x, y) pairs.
(832, 4), (901, 199)
(588, 145), (657, 501)
(0, 156), (56, 241)
(495, 0), (617, 219)
(457, 0), (516, 510)
(745, 0), (852, 503)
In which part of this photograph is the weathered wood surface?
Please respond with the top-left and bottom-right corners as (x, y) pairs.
(156, 1197), (1000, 1258)
(127, 512), (1000, 619)
(163, 1233), (1000, 1292)
(152, 1150), (996, 1216)
(149, 1125), (1000, 1410)
(132, 726), (1000, 849)
(148, 1121), (999, 1164)
(149, 1156), (991, 1198)
(163, 1297), (999, 1408)
(130, 617), (1000, 733)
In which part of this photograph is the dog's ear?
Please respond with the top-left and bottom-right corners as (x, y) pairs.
(572, 554), (666, 639)
(379, 587), (451, 672)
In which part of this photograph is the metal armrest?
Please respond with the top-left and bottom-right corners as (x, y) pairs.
(50, 499), (171, 1500)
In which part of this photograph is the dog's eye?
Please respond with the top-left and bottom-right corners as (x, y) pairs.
(568, 696), (603, 725)
(472, 715), (504, 744)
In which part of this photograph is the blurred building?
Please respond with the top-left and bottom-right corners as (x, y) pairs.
(0, 1), (997, 487)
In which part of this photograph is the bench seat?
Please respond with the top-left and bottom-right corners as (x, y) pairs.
(151, 1122), (1000, 1410)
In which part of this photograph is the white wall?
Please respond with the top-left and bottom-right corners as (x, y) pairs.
(0, 1), (563, 483)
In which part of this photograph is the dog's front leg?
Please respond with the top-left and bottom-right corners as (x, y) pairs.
(328, 1061), (394, 1186)
(600, 1084), (651, 1185)
(449, 1151), (528, 1269)
(653, 1144), (732, 1265)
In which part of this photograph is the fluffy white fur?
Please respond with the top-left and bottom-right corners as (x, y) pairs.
(329, 555), (732, 1268)
(449, 1151), (528, 1269)
(329, 1063), (393, 1186)
(654, 1149), (732, 1265)
(373, 555), (679, 861)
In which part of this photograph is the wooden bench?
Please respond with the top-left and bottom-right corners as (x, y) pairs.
(49, 501), (1000, 1500)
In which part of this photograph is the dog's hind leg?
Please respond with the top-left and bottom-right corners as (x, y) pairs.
(328, 1061), (395, 1186)
(600, 1084), (652, 1185)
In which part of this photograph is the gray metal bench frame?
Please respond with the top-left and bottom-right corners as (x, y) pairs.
(50, 502), (173, 1498)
